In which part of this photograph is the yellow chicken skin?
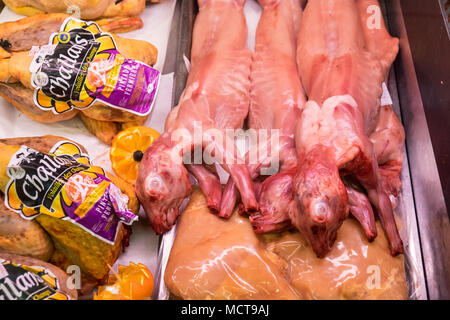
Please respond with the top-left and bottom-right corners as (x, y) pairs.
(0, 195), (54, 261)
(0, 135), (139, 290)
(2, 1), (146, 33)
(0, 83), (79, 122)
(0, 14), (158, 143)
(165, 188), (408, 300)
(266, 221), (408, 300)
(0, 13), (145, 53)
(165, 188), (299, 300)
(0, 21), (158, 90)
(3, 0), (145, 20)
(79, 112), (148, 145)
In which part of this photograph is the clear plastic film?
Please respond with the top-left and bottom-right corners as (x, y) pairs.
(0, 253), (78, 300)
(155, 0), (426, 300)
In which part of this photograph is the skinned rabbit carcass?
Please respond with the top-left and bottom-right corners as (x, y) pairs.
(218, 0), (306, 221)
(246, 103), (405, 243)
(291, 0), (403, 258)
(220, 0), (404, 259)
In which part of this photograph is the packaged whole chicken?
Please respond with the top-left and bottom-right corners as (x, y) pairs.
(2, 0), (147, 33)
(0, 135), (139, 294)
(0, 252), (78, 300)
(2, 0), (145, 19)
(165, 188), (408, 300)
(152, 0), (430, 301)
(0, 14), (160, 145)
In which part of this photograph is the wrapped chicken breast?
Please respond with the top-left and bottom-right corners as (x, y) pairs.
(164, 188), (408, 300)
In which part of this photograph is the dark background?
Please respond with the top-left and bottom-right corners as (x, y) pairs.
(400, 0), (450, 212)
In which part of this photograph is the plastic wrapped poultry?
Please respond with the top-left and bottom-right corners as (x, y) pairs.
(0, 135), (139, 294)
(0, 14), (159, 145)
(291, 0), (403, 257)
(165, 188), (408, 300)
(3, 0), (145, 19)
(2, 0), (146, 33)
(0, 197), (54, 261)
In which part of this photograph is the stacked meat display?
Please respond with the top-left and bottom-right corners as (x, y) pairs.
(138, 0), (405, 260)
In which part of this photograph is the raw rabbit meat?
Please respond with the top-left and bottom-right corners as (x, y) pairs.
(247, 0), (306, 233)
(0, 13), (158, 145)
(136, 0), (257, 234)
(291, 0), (403, 257)
(248, 103), (405, 246)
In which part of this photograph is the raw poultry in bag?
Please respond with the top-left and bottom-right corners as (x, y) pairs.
(3, 0), (147, 33)
(165, 188), (408, 300)
(0, 252), (78, 300)
(0, 14), (159, 145)
(0, 135), (139, 294)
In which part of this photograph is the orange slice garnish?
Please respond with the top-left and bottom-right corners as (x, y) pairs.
(93, 263), (154, 300)
(110, 126), (160, 184)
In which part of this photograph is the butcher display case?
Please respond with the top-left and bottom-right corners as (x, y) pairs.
(0, 0), (449, 302)
(155, 0), (450, 300)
